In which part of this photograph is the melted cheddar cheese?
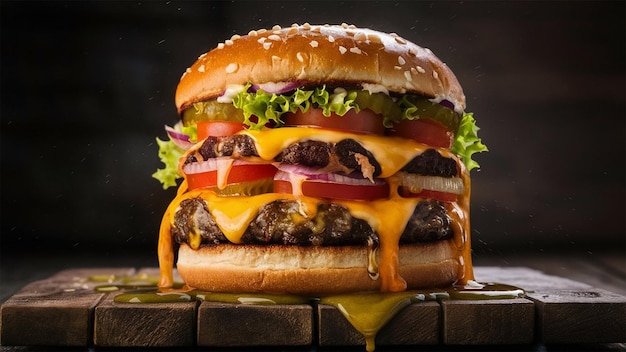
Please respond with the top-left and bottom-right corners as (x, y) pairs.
(158, 127), (473, 291)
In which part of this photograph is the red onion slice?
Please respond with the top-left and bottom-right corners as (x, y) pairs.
(438, 99), (455, 110)
(274, 165), (384, 186)
(183, 157), (258, 175)
(165, 125), (194, 150)
(275, 163), (328, 176)
(249, 81), (302, 94)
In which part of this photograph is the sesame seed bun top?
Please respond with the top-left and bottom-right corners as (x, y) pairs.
(175, 23), (466, 115)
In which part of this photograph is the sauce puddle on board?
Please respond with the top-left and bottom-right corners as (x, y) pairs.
(90, 275), (524, 351)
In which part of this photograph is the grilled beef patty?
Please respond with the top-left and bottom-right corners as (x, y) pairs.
(172, 197), (452, 247)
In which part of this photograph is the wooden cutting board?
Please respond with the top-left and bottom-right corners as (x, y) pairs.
(1, 267), (625, 348)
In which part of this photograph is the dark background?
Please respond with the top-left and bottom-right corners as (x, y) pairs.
(1, 1), (624, 296)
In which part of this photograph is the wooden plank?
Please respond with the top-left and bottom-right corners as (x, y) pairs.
(94, 291), (197, 347)
(441, 298), (535, 344)
(317, 304), (363, 346)
(0, 268), (135, 346)
(317, 301), (440, 347)
(93, 267), (197, 347)
(476, 266), (626, 343)
(377, 302), (440, 346)
(529, 288), (626, 344)
(197, 302), (313, 346)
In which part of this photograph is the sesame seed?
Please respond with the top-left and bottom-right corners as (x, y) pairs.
(339, 46), (347, 54)
(348, 24), (356, 29)
(198, 64), (205, 72)
(341, 23), (349, 29)
(230, 34), (240, 41)
(263, 42), (272, 50)
(354, 32), (366, 41)
(394, 66), (402, 70)
(291, 23), (299, 28)
(349, 47), (362, 54)
(226, 63), (238, 74)
(302, 22), (311, 30)
(287, 27), (298, 35)
(257, 37), (266, 44)
(268, 34), (281, 41)
(248, 30), (258, 37)
(186, 68), (191, 73)
(404, 70), (412, 81)
(411, 67), (418, 74)
(398, 56), (406, 65)
(217, 43), (225, 49)
(390, 32), (398, 37)
(296, 52), (304, 62)
(273, 30), (281, 35)
(328, 35), (335, 43)
(257, 28), (267, 34)
(432, 70), (439, 79)
(395, 37), (407, 45)
(312, 26), (321, 33)
(309, 40), (319, 48)
(272, 25), (282, 31)
(408, 48), (417, 56)
(226, 62), (239, 73)
(198, 53), (207, 59)
(225, 39), (234, 46)
(368, 34), (381, 43)
(416, 66), (426, 73)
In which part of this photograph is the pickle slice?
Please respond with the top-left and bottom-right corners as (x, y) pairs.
(210, 178), (274, 197)
(182, 100), (246, 126)
(399, 95), (461, 133)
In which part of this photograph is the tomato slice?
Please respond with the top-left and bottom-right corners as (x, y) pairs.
(398, 187), (458, 203)
(187, 164), (277, 191)
(282, 108), (385, 135)
(197, 121), (245, 140)
(388, 118), (453, 149)
(274, 179), (389, 201)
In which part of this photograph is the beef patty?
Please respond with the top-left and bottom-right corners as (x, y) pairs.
(172, 197), (453, 248)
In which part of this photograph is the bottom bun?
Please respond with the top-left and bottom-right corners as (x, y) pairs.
(176, 241), (460, 295)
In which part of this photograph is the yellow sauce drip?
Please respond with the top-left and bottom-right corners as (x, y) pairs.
(321, 291), (424, 351)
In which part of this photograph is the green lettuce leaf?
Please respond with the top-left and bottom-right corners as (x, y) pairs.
(152, 137), (185, 189)
(451, 112), (488, 171)
(232, 85), (361, 130)
(181, 125), (198, 143)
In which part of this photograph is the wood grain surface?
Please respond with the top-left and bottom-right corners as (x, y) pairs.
(1, 266), (625, 348)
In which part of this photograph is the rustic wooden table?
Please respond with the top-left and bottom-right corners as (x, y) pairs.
(1, 249), (624, 351)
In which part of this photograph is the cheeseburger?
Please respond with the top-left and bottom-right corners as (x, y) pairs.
(153, 23), (486, 295)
